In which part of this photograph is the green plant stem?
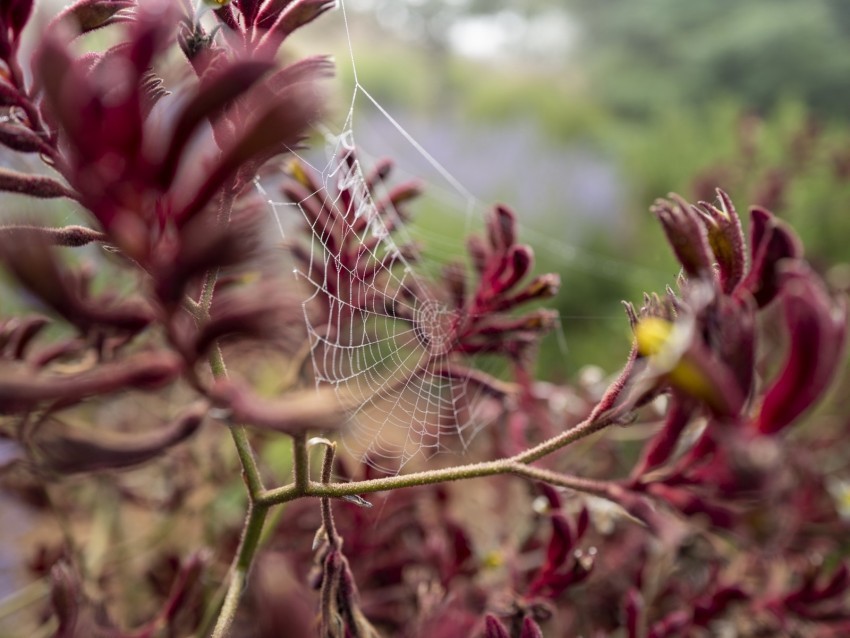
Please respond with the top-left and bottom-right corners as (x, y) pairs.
(259, 414), (614, 506)
(318, 442), (338, 545)
(293, 433), (310, 493)
(209, 345), (265, 498)
(210, 502), (269, 638)
(197, 188), (236, 315)
(514, 413), (613, 463)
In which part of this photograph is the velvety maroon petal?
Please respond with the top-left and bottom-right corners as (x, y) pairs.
(754, 262), (847, 434)
(631, 395), (697, 481)
(736, 206), (803, 307)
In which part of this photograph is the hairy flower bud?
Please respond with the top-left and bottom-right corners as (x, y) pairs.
(697, 189), (747, 293)
(652, 195), (714, 280)
(0, 168), (75, 199)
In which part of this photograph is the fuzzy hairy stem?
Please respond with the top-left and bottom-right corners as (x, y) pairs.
(259, 414), (615, 506)
(319, 441), (339, 546)
(210, 502), (269, 638)
(293, 433), (310, 493)
(197, 188), (236, 314)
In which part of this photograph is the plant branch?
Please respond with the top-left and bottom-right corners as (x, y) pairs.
(318, 441), (339, 547)
(259, 414), (616, 506)
(293, 433), (310, 493)
(210, 502), (269, 638)
(208, 346), (265, 498)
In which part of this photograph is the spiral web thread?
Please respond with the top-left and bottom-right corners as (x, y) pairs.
(279, 129), (502, 472)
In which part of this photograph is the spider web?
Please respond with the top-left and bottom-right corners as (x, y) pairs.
(265, 135), (501, 474)
(256, 0), (669, 473)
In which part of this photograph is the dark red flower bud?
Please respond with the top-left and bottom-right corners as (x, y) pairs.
(0, 351), (182, 414)
(0, 224), (105, 247)
(210, 380), (350, 434)
(364, 157), (393, 191)
(487, 204), (517, 252)
(545, 512), (574, 570)
(537, 482), (562, 510)
(735, 206), (802, 307)
(710, 295), (756, 398)
(483, 615), (510, 638)
(256, 0), (338, 58)
(0, 79), (23, 106)
(214, 4), (239, 31)
(495, 273), (561, 311)
(754, 262), (847, 434)
(697, 189), (747, 293)
(575, 507), (589, 539)
(0, 168), (75, 199)
(52, 0), (135, 35)
(817, 564), (850, 600)
(477, 309), (559, 336)
(630, 395), (697, 481)
(375, 182), (423, 222)
(692, 586), (747, 626)
(265, 54), (335, 94)
(0, 122), (48, 153)
(494, 244), (534, 294)
(5, 314), (49, 360)
(652, 195), (714, 280)
(647, 483), (735, 528)
(236, 0), (262, 26)
(518, 616), (544, 638)
(624, 589), (643, 638)
(176, 81), (324, 223)
(0, 227), (152, 334)
(33, 402), (206, 474)
(588, 344), (644, 423)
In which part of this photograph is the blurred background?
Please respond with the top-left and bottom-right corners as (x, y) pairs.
(287, 0), (850, 377)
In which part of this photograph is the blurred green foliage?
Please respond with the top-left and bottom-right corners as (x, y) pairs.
(566, 0), (850, 120)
